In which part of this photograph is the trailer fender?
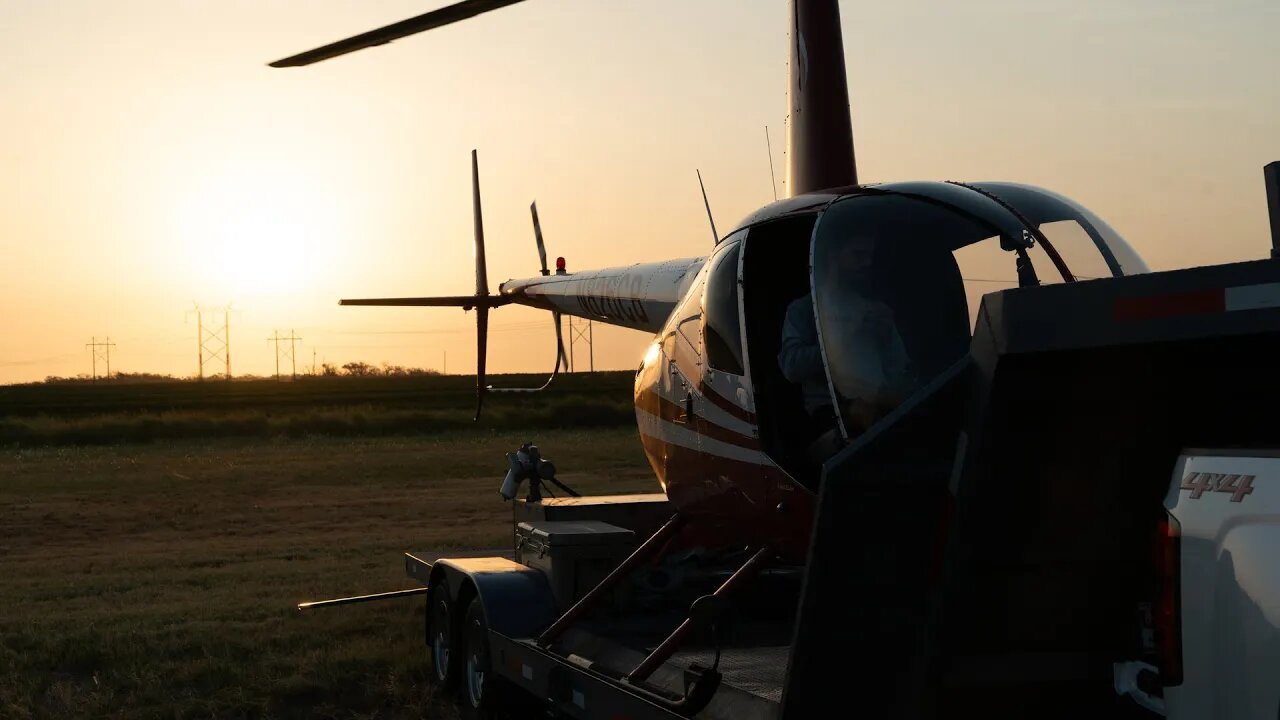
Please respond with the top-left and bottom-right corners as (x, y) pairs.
(429, 557), (559, 638)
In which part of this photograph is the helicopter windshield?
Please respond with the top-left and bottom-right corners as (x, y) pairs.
(809, 183), (1146, 439)
(972, 182), (1149, 278)
(811, 194), (984, 436)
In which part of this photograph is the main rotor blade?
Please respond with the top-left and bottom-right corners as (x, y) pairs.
(339, 296), (512, 308)
(270, 0), (529, 67)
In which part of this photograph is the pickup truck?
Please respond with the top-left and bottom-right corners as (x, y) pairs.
(1116, 450), (1280, 718)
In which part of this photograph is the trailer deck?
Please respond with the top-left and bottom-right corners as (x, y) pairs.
(404, 536), (796, 719)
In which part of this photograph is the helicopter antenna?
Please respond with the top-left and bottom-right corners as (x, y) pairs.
(1265, 161), (1280, 259)
(765, 125), (779, 201)
(697, 169), (719, 245)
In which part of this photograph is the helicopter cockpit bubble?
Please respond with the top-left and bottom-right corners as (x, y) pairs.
(810, 182), (1148, 441)
(812, 193), (982, 438)
(971, 182), (1150, 278)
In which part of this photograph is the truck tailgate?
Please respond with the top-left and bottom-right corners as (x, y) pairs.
(1165, 451), (1280, 720)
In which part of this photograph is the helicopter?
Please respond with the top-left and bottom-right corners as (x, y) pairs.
(270, 0), (1151, 565)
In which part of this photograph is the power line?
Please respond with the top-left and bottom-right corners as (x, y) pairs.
(85, 337), (116, 381)
(0, 352), (79, 368)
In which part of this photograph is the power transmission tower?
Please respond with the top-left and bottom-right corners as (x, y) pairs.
(187, 304), (232, 381)
(568, 317), (594, 373)
(85, 337), (116, 381)
(268, 329), (302, 381)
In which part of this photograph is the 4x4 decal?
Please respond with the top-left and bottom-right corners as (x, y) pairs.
(1179, 472), (1255, 503)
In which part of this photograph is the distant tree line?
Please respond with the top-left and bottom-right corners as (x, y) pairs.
(326, 362), (441, 378)
(35, 364), (441, 385)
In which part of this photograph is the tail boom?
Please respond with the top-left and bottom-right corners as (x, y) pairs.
(499, 258), (705, 335)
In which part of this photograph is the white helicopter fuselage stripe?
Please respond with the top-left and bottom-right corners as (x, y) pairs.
(643, 381), (759, 439)
(635, 406), (771, 467)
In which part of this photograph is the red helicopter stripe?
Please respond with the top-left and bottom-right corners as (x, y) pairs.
(634, 389), (762, 451)
(698, 381), (758, 425)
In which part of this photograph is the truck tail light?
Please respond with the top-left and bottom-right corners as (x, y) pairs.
(1155, 511), (1183, 686)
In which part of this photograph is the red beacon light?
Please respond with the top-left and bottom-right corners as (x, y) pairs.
(555, 256), (567, 275)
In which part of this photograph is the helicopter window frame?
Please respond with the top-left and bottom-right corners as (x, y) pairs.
(702, 234), (747, 376)
(676, 314), (702, 361)
(665, 262), (709, 378)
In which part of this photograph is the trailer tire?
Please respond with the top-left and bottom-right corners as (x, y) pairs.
(459, 597), (502, 720)
(428, 588), (460, 692)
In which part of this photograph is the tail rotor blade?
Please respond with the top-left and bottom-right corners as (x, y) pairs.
(471, 149), (491, 420)
(475, 305), (489, 421)
(531, 202), (549, 276)
(472, 149), (489, 297)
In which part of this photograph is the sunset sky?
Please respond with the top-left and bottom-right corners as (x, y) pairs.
(2, 0), (1277, 384)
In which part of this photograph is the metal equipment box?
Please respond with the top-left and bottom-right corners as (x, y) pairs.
(515, 520), (635, 611)
(513, 494), (671, 550)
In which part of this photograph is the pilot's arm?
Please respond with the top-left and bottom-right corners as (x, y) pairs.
(777, 296), (825, 384)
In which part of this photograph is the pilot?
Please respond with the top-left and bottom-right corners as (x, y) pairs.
(777, 238), (914, 461)
(777, 292), (837, 438)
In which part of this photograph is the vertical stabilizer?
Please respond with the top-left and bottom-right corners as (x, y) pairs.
(786, 0), (857, 196)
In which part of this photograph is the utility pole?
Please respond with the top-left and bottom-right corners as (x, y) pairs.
(85, 337), (116, 381)
(568, 317), (594, 372)
(443, 349), (447, 375)
(268, 329), (303, 381)
(225, 306), (231, 379)
(188, 303), (233, 381)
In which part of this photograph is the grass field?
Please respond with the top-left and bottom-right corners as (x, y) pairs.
(0, 372), (636, 447)
(0, 372), (656, 718)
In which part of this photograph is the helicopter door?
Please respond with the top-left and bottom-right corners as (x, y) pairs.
(662, 263), (708, 429)
(736, 214), (822, 485)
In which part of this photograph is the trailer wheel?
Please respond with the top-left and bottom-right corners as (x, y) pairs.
(459, 597), (500, 720)
(428, 588), (460, 691)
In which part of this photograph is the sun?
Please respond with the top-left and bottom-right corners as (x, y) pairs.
(174, 167), (344, 299)
(210, 201), (308, 295)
